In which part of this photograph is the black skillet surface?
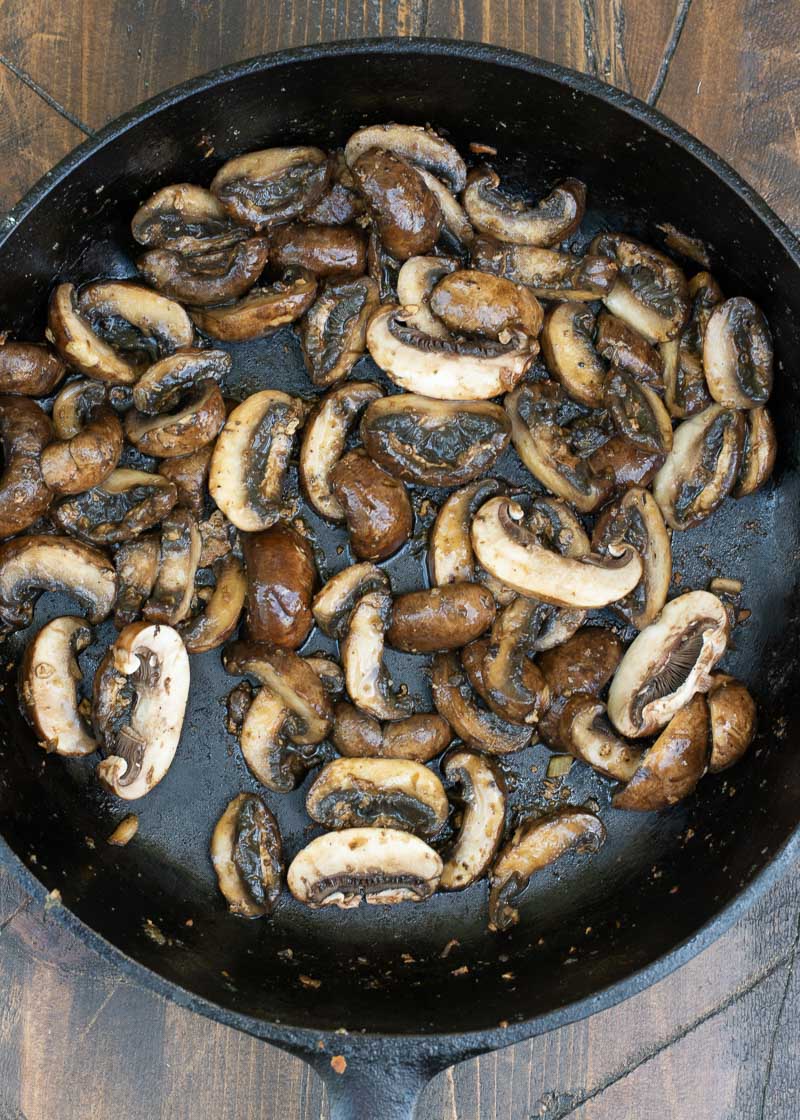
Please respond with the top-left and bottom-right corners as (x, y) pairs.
(0, 39), (798, 1119)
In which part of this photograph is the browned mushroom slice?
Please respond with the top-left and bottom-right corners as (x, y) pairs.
(306, 757), (448, 838)
(344, 124), (467, 192)
(125, 381), (226, 459)
(143, 509), (201, 625)
(595, 311), (665, 392)
(179, 555), (246, 654)
(138, 236), (270, 306)
(536, 627), (623, 750)
(396, 255), (459, 339)
(242, 523), (316, 649)
(300, 277), (380, 388)
(305, 657), (345, 698)
(488, 808), (605, 931)
(211, 146), (330, 227)
(612, 694), (710, 811)
(603, 370), (673, 456)
(608, 590), (729, 738)
(415, 168), (474, 247)
(287, 827), (442, 909)
(733, 407), (776, 498)
(330, 701), (384, 757)
(361, 394), (511, 488)
(211, 793), (283, 918)
(366, 305), (535, 401)
(158, 444), (214, 514)
(440, 749), (506, 891)
(304, 154), (365, 226)
(652, 404), (745, 530)
(592, 487), (671, 630)
(190, 268), (317, 341)
(386, 583), (496, 653)
(481, 598), (552, 724)
(429, 269), (543, 339)
(132, 348), (231, 414)
(341, 590), (412, 721)
(0, 339), (65, 397)
(131, 183), (242, 253)
(299, 381), (384, 520)
(540, 304), (606, 407)
(706, 674), (757, 772)
(53, 469), (178, 545)
(504, 382), (611, 512)
(703, 296), (773, 409)
(94, 621), (190, 799)
(209, 390), (308, 531)
(269, 222), (367, 278)
(0, 396), (52, 536)
(230, 685), (306, 792)
(431, 652), (533, 754)
(47, 284), (142, 385)
(20, 616), (97, 756)
(367, 224), (401, 303)
(464, 170), (586, 247)
(660, 271), (721, 419)
(352, 148), (442, 260)
(472, 237), (618, 300)
(224, 641), (333, 745)
(311, 564), (388, 642)
(41, 381), (123, 495)
(0, 535), (116, 630)
(331, 703), (450, 763)
(558, 696), (642, 782)
(113, 535), (159, 628)
(428, 478), (505, 587)
(587, 434), (665, 492)
(591, 233), (689, 343)
(77, 280), (194, 359)
(330, 449), (413, 562)
(198, 509), (236, 568)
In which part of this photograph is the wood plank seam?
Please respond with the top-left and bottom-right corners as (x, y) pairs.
(0, 52), (94, 137)
(756, 910), (800, 1120)
(646, 0), (694, 104)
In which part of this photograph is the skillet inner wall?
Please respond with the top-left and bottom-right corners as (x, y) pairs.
(0, 49), (798, 1035)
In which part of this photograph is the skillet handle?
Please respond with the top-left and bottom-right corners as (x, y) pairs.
(308, 1048), (436, 1119)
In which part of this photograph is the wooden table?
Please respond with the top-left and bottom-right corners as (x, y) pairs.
(0, 3), (798, 1117)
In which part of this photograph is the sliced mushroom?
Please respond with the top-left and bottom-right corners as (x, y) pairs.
(594, 312), (664, 392)
(352, 148), (442, 260)
(587, 434), (665, 491)
(366, 305), (535, 401)
(305, 657), (345, 698)
(703, 295), (774, 412)
(77, 280), (194, 359)
(306, 757), (448, 838)
(488, 808), (605, 931)
(481, 599), (552, 724)
(224, 641), (333, 744)
(125, 381), (226, 458)
(540, 304), (606, 407)
(428, 479), (505, 587)
(242, 523), (316, 649)
(429, 270), (543, 339)
(652, 404), (745, 530)
(607, 590), (729, 738)
(41, 381), (123, 495)
(209, 391), (308, 531)
(287, 827), (443, 909)
(269, 222), (367, 278)
(396, 255), (458, 339)
(536, 627), (623, 750)
(53, 469), (178, 544)
(330, 701), (383, 757)
(158, 444), (214, 514)
(299, 276), (380, 387)
(612, 693), (709, 810)
(178, 555), (246, 654)
(143, 509), (201, 625)
(20, 616), (97, 756)
(47, 284), (142, 385)
(331, 703), (450, 763)
(131, 183), (241, 253)
(592, 487), (671, 629)
(463, 171), (586, 247)
(138, 236), (270, 306)
(198, 508), (236, 568)
(211, 146), (330, 227)
(431, 652), (533, 754)
(472, 237), (618, 300)
(190, 268), (317, 341)
(706, 674), (757, 773)
(330, 449), (413, 562)
(0, 534), (117, 630)
(660, 271), (721, 418)
(304, 154), (365, 225)
(341, 590), (412, 721)
(472, 496), (642, 608)
(415, 167), (474, 247)
(591, 234), (689, 343)
(504, 382), (611, 512)
(232, 685), (308, 792)
(367, 224), (401, 303)
(132, 348), (231, 414)
(344, 124), (467, 192)
(361, 394), (511, 488)
(558, 696), (642, 782)
(0, 396), (52, 536)
(0, 340), (65, 397)
(440, 749), (506, 891)
(299, 382), (384, 520)
(603, 370), (673, 455)
(211, 793), (283, 918)
(312, 563), (389, 640)
(113, 535), (159, 628)
(734, 407), (776, 498)
(94, 622), (190, 799)
(386, 582), (496, 653)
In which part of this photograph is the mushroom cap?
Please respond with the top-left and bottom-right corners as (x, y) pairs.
(707, 675), (757, 772)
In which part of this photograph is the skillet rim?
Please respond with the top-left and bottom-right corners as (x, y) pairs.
(0, 35), (798, 1061)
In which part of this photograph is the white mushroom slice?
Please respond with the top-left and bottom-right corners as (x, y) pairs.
(591, 234), (689, 343)
(211, 146), (330, 227)
(415, 169), (474, 245)
(210, 793), (283, 918)
(396, 256), (458, 339)
(541, 303), (606, 407)
(77, 280), (194, 355)
(612, 694), (710, 811)
(344, 124), (466, 192)
(341, 591), (412, 721)
(0, 535), (117, 630)
(607, 590), (729, 738)
(558, 696), (642, 782)
(144, 508), (201, 625)
(706, 674), (757, 773)
(592, 487), (671, 630)
(209, 390), (308, 531)
(471, 497), (642, 609)
(428, 479), (505, 586)
(488, 808), (605, 931)
(94, 622), (190, 799)
(440, 750), (506, 891)
(224, 642), (333, 745)
(311, 562), (390, 639)
(734, 407), (776, 498)
(287, 827), (443, 909)
(306, 757), (448, 839)
(47, 283), (140, 385)
(463, 170), (586, 247)
(703, 296), (773, 409)
(366, 305), (535, 401)
(652, 405), (745, 530)
(21, 616), (96, 757)
(299, 382), (384, 520)
(299, 277), (380, 387)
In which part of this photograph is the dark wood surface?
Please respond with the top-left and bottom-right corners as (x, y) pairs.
(0, 3), (798, 1117)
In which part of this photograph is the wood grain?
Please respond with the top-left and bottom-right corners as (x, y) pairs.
(0, 2), (797, 1118)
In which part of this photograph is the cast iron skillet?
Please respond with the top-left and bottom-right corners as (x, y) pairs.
(0, 38), (798, 1119)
